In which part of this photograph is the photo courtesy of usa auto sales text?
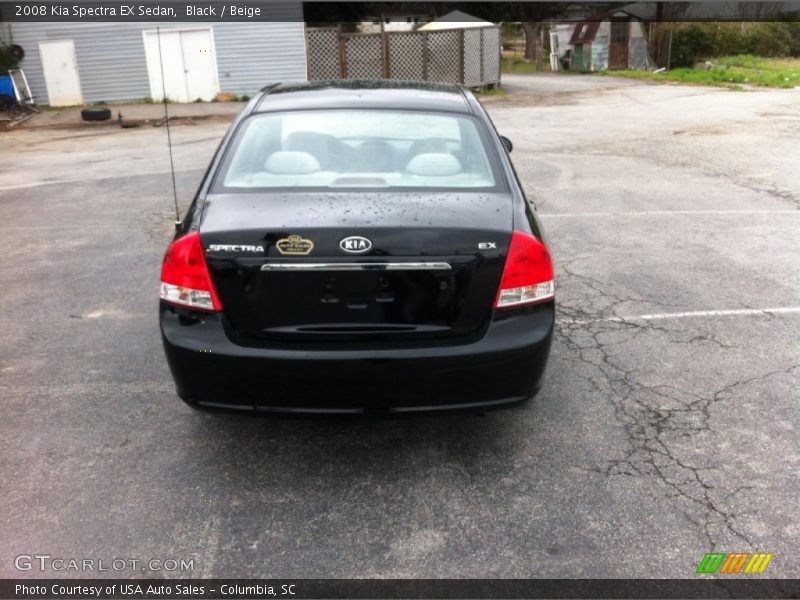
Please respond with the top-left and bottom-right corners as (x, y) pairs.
(15, 584), (298, 597)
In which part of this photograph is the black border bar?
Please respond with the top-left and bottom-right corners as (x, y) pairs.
(2, 579), (800, 599)
(2, 1), (800, 22)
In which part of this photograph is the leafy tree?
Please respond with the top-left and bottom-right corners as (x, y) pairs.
(304, 2), (585, 59)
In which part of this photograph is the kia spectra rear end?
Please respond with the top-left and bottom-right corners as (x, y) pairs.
(159, 81), (554, 414)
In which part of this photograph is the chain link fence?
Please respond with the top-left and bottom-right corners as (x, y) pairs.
(306, 26), (501, 88)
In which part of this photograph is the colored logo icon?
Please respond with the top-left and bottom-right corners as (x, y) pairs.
(696, 552), (773, 574)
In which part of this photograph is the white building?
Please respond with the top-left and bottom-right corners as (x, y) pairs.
(0, 2), (307, 106)
(553, 11), (655, 72)
(358, 13), (432, 34)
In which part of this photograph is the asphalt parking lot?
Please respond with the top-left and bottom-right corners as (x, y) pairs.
(1, 74), (798, 578)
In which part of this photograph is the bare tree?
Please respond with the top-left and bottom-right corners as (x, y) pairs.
(736, 1), (785, 19)
(515, 5), (572, 60)
(513, 3), (628, 61)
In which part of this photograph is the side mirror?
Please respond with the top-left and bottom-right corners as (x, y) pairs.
(500, 136), (513, 153)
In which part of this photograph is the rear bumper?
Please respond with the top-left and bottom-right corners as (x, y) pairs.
(160, 303), (554, 414)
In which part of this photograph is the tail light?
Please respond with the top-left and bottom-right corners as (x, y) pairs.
(160, 232), (222, 311)
(495, 230), (555, 309)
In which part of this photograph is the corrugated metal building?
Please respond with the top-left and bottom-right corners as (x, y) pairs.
(553, 12), (655, 72)
(1, 3), (307, 106)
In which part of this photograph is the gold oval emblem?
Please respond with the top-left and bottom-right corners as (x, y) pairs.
(276, 235), (314, 256)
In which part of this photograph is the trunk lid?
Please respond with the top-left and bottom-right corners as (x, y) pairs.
(201, 192), (512, 343)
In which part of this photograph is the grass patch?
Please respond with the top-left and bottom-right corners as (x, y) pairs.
(501, 55), (545, 74)
(603, 55), (800, 89)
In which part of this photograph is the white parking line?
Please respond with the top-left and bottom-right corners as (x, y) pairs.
(3, 308), (799, 326)
(560, 307), (800, 325)
(542, 210), (799, 218)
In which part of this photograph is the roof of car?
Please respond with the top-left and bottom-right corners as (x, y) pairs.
(253, 80), (473, 114)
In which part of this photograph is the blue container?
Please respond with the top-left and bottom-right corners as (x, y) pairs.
(0, 74), (14, 97)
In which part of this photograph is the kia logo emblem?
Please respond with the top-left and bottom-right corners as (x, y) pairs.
(339, 236), (373, 254)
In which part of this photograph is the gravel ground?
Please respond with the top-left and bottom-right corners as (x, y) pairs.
(0, 74), (798, 579)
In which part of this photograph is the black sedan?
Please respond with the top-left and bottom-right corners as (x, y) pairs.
(159, 80), (554, 414)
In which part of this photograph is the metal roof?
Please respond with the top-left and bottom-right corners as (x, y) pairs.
(418, 10), (494, 31)
(569, 22), (601, 44)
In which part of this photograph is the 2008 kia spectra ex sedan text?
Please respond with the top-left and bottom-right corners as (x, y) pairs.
(159, 80), (555, 414)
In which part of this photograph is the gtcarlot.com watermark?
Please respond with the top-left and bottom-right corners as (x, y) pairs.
(15, 554), (194, 573)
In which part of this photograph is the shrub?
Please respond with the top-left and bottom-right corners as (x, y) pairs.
(662, 22), (800, 67)
(670, 24), (716, 67)
(748, 21), (800, 57)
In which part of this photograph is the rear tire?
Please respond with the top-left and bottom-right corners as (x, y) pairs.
(9, 44), (25, 61)
(81, 107), (111, 122)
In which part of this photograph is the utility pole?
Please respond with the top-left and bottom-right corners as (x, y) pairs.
(666, 29), (673, 70)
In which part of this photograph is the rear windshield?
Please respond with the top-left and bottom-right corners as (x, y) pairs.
(213, 109), (502, 191)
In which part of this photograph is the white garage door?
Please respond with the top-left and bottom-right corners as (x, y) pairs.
(144, 28), (219, 103)
(39, 39), (83, 106)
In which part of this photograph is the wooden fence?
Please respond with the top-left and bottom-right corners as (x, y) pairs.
(306, 26), (501, 88)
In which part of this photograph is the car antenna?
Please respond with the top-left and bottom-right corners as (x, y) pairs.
(156, 26), (181, 229)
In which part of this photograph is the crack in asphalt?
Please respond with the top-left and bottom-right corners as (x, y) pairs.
(553, 260), (797, 550)
(544, 134), (800, 210)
